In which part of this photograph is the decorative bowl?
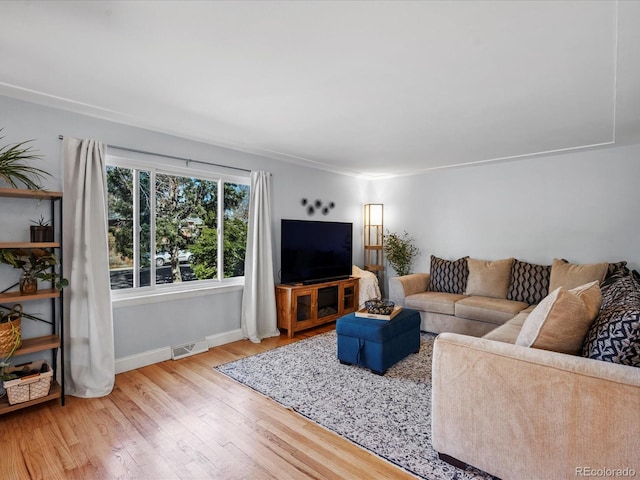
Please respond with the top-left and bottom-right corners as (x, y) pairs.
(364, 299), (395, 316)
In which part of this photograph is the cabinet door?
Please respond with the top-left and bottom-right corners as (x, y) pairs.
(293, 288), (315, 323)
(342, 282), (357, 312)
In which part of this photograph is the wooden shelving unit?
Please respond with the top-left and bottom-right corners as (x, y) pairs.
(0, 187), (64, 414)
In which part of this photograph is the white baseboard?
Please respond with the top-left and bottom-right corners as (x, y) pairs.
(115, 346), (172, 374)
(115, 328), (244, 374)
(206, 329), (244, 347)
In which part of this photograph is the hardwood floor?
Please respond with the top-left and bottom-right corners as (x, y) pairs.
(0, 324), (416, 479)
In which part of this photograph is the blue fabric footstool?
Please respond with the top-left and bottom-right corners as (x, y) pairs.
(336, 308), (421, 375)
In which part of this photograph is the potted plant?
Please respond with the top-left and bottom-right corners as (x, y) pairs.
(30, 215), (54, 242)
(0, 129), (51, 190)
(383, 230), (420, 276)
(0, 248), (68, 294)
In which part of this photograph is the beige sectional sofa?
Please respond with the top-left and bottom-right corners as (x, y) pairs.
(390, 256), (611, 336)
(389, 270), (531, 336)
(432, 331), (640, 480)
(391, 256), (640, 479)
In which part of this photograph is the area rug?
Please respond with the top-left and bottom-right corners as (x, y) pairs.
(216, 331), (494, 480)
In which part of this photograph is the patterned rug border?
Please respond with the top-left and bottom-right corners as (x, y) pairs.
(215, 331), (493, 480)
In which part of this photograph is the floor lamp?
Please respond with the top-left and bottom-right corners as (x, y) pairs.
(364, 203), (384, 297)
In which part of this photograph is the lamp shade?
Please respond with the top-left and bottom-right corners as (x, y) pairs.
(364, 203), (383, 226)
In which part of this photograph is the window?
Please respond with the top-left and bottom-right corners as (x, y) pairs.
(106, 157), (249, 292)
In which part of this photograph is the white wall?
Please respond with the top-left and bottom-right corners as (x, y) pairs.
(371, 144), (640, 293)
(0, 95), (366, 366)
(6, 93), (637, 367)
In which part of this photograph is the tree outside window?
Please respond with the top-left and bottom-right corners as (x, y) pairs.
(106, 163), (249, 291)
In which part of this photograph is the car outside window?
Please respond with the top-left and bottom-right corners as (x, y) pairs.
(106, 157), (249, 292)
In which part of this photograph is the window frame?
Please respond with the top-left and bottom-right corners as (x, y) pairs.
(106, 154), (250, 304)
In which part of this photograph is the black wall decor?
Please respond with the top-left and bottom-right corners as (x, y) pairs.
(301, 198), (336, 216)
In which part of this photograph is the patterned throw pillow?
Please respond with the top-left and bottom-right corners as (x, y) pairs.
(605, 261), (629, 280)
(582, 270), (640, 367)
(507, 260), (551, 305)
(428, 255), (469, 294)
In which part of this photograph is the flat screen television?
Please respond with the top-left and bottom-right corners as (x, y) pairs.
(281, 219), (353, 284)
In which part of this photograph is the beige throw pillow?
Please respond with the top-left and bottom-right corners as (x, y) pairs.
(465, 257), (514, 299)
(515, 281), (602, 355)
(548, 258), (608, 291)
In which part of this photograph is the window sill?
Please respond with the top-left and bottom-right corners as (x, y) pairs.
(111, 278), (244, 308)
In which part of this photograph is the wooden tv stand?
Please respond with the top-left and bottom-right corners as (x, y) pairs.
(276, 277), (359, 338)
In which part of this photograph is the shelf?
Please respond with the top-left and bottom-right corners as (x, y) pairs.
(13, 335), (60, 356)
(364, 265), (385, 272)
(0, 242), (60, 249)
(0, 187), (62, 200)
(0, 288), (60, 303)
(0, 381), (61, 414)
(364, 245), (383, 250)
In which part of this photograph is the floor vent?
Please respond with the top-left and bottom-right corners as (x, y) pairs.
(171, 339), (209, 360)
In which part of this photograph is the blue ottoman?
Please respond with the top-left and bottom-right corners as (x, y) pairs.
(336, 308), (421, 375)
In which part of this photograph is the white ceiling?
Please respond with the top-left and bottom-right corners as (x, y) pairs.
(1, 1), (638, 178)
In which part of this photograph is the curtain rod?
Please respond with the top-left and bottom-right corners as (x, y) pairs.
(58, 135), (252, 174)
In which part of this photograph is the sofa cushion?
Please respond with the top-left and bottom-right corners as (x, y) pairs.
(455, 296), (529, 325)
(465, 257), (514, 299)
(582, 270), (640, 367)
(428, 255), (469, 294)
(483, 310), (529, 344)
(507, 260), (551, 305)
(405, 291), (467, 316)
(570, 281), (603, 320)
(516, 281), (602, 355)
(549, 258), (608, 291)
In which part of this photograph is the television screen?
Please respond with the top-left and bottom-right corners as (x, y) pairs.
(281, 219), (353, 284)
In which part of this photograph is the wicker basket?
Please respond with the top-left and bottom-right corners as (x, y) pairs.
(3, 360), (52, 405)
(0, 304), (22, 355)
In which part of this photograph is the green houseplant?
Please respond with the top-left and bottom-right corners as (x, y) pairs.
(0, 248), (68, 294)
(30, 215), (54, 242)
(0, 129), (51, 190)
(383, 230), (420, 276)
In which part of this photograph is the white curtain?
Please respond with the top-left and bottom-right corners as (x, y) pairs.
(241, 171), (280, 343)
(62, 138), (115, 397)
